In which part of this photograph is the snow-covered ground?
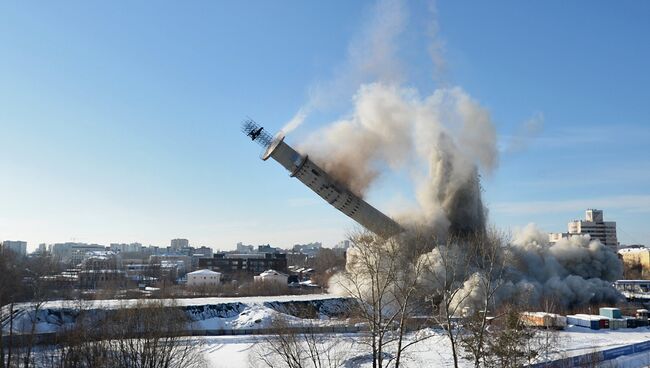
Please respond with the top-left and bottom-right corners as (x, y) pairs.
(2, 294), (355, 334)
(188, 301), (350, 330)
(561, 326), (650, 356)
(200, 327), (650, 368)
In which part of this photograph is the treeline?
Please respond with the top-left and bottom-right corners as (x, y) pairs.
(2, 300), (205, 368)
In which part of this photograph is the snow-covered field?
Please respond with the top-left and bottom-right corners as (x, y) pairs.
(200, 327), (650, 368)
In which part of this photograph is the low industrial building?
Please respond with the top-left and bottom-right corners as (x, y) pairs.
(187, 269), (222, 288)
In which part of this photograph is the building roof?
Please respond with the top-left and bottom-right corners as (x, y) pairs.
(615, 280), (650, 284)
(187, 269), (221, 276)
(259, 269), (288, 277)
(618, 247), (649, 254)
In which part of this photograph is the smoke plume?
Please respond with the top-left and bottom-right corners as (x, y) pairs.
(502, 224), (623, 307)
(300, 84), (497, 238)
(292, 0), (623, 312)
(417, 225), (622, 312)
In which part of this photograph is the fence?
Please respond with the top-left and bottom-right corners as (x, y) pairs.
(528, 339), (650, 368)
(191, 325), (364, 336)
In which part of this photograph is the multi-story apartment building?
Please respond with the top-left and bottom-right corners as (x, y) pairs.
(549, 209), (618, 251)
(199, 252), (287, 281)
(170, 238), (189, 250)
(1, 240), (27, 256)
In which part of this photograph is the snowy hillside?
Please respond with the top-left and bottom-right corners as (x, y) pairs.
(2, 294), (357, 335)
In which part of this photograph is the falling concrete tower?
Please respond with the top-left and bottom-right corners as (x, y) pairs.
(242, 119), (403, 238)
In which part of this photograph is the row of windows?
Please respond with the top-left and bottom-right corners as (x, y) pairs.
(295, 160), (364, 217)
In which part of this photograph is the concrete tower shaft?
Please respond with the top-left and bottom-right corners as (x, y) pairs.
(265, 137), (403, 238)
(243, 120), (403, 238)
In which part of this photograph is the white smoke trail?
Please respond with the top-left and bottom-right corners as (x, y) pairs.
(504, 111), (544, 154)
(280, 0), (407, 135)
(426, 0), (447, 83)
(281, 106), (311, 135)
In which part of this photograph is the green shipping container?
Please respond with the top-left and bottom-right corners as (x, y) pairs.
(599, 307), (622, 319)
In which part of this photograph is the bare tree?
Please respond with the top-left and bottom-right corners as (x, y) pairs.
(103, 300), (205, 368)
(237, 280), (292, 297)
(419, 235), (478, 368)
(307, 248), (346, 288)
(331, 229), (432, 368)
(33, 299), (206, 368)
(21, 265), (52, 368)
(187, 283), (221, 297)
(530, 297), (563, 365)
(335, 231), (397, 368)
(417, 229), (512, 368)
(438, 230), (562, 368)
(1, 245), (69, 367)
(389, 230), (434, 368)
(457, 230), (509, 368)
(251, 317), (346, 368)
(476, 304), (537, 368)
(1, 246), (24, 368)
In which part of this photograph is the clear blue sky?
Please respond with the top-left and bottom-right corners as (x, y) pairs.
(1, 1), (649, 250)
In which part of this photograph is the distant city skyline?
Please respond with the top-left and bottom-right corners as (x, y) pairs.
(1, 1), (649, 250)
(1, 238), (339, 253)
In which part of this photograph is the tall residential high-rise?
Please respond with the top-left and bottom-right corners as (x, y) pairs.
(549, 209), (618, 251)
(171, 238), (189, 250)
(2, 240), (27, 256)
